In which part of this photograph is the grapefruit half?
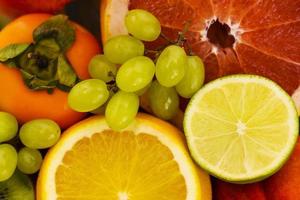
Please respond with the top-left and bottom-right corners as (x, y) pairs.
(101, 0), (300, 113)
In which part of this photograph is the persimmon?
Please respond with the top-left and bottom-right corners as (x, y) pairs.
(0, 14), (100, 129)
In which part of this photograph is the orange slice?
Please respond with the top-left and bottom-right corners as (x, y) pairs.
(37, 113), (211, 200)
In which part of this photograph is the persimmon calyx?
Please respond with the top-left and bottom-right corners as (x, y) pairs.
(33, 15), (75, 53)
(0, 15), (78, 93)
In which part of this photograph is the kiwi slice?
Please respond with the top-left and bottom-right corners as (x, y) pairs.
(0, 170), (34, 200)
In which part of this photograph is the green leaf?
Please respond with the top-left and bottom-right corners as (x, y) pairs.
(20, 69), (34, 80)
(4, 59), (18, 68)
(35, 38), (61, 59)
(18, 42), (58, 80)
(56, 84), (72, 92)
(20, 69), (58, 91)
(56, 54), (77, 87)
(33, 15), (75, 52)
(0, 43), (30, 62)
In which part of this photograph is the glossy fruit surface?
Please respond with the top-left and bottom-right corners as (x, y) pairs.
(68, 79), (109, 112)
(148, 80), (179, 120)
(155, 45), (187, 87)
(0, 0), (71, 17)
(176, 56), (205, 98)
(0, 14), (100, 128)
(88, 54), (117, 83)
(0, 111), (18, 143)
(105, 91), (139, 130)
(104, 35), (144, 64)
(17, 147), (43, 174)
(214, 181), (266, 200)
(125, 9), (161, 41)
(116, 56), (155, 92)
(264, 138), (300, 200)
(20, 119), (61, 149)
(0, 144), (17, 181)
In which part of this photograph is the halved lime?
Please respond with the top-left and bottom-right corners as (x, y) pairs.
(184, 75), (299, 183)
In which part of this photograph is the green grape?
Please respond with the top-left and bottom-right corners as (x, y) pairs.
(176, 56), (205, 98)
(88, 54), (117, 83)
(148, 80), (179, 120)
(155, 45), (187, 87)
(0, 112), (18, 143)
(17, 147), (42, 174)
(104, 35), (144, 64)
(135, 82), (151, 96)
(105, 91), (139, 131)
(116, 56), (155, 92)
(68, 79), (109, 112)
(90, 90), (116, 115)
(0, 144), (17, 181)
(19, 119), (61, 149)
(125, 9), (161, 42)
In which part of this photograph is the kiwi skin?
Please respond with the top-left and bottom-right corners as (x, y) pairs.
(0, 170), (34, 200)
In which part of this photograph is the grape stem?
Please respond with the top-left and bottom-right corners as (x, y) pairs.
(176, 21), (190, 46)
(107, 82), (119, 93)
(145, 21), (194, 59)
(160, 33), (176, 44)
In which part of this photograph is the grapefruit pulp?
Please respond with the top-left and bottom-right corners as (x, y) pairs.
(101, 0), (300, 112)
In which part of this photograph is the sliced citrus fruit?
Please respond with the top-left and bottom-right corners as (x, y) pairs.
(37, 113), (211, 200)
(292, 87), (300, 115)
(100, 0), (300, 113)
(184, 75), (299, 183)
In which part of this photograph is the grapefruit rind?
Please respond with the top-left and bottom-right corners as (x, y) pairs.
(184, 75), (299, 183)
(101, 0), (128, 42)
(37, 113), (211, 200)
(292, 86), (300, 115)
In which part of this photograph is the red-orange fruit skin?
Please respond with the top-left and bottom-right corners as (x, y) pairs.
(213, 180), (266, 200)
(0, 0), (72, 17)
(0, 14), (100, 129)
(263, 138), (300, 200)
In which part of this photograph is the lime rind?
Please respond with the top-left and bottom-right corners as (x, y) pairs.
(184, 74), (299, 183)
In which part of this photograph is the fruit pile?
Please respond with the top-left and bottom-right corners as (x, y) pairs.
(68, 9), (205, 130)
(0, 111), (60, 198)
(0, 0), (299, 200)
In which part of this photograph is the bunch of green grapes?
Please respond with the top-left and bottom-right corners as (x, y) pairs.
(68, 9), (205, 131)
(0, 112), (61, 181)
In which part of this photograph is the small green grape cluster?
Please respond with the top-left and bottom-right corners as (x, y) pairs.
(0, 112), (61, 181)
(68, 9), (205, 131)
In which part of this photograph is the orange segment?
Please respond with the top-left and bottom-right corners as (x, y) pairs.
(56, 131), (186, 199)
(37, 114), (211, 200)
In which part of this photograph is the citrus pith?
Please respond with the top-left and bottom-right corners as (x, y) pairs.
(37, 113), (211, 200)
